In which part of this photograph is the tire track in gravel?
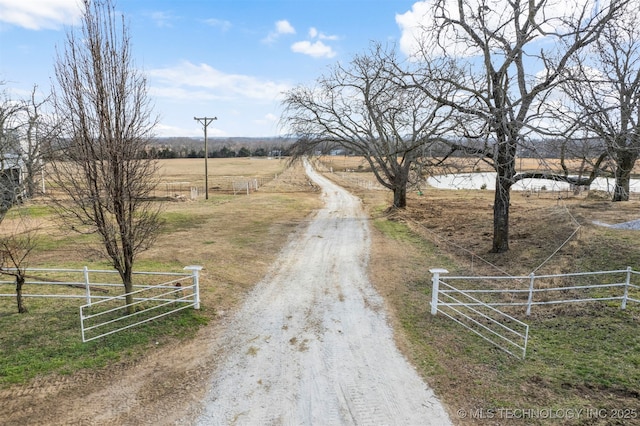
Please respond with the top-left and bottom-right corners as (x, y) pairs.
(194, 160), (451, 425)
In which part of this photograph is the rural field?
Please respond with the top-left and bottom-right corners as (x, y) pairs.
(1, 156), (639, 425)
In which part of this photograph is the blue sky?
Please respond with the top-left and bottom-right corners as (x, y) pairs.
(0, 0), (427, 138)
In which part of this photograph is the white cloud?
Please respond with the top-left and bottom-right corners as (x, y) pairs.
(263, 19), (296, 44)
(148, 61), (291, 102)
(154, 123), (204, 138)
(0, 0), (82, 30)
(204, 18), (232, 32)
(396, 1), (432, 58)
(276, 20), (295, 35)
(149, 11), (175, 28)
(291, 26), (339, 58)
(291, 40), (336, 58)
(308, 27), (339, 41)
(148, 62), (291, 137)
(253, 112), (279, 129)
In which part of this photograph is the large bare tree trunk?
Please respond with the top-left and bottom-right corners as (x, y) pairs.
(491, 136), (517, 252)
(392, 182), (408, 209)
(391, 161), (412, 209)
(492, 176), (511, 253)
(613, 151), (637, 202)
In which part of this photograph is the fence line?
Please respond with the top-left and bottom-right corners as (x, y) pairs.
(0, 265), (202, 342)
(429, 267), (639, 358)
(436, 267), (639, 314)
(232, 178), (260, 195)
(158, 176), (270, 199)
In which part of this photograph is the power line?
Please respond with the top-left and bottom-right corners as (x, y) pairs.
(194, 116), (217, 200)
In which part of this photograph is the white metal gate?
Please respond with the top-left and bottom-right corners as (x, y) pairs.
(79, 266), (202, 342)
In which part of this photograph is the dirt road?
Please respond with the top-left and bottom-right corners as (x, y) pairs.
(193, 160), (451, 425)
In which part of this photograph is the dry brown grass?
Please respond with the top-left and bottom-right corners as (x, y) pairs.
(3, 156), (639, 425)
(157, 157), (288, 183)
(12, 158), (322, 315)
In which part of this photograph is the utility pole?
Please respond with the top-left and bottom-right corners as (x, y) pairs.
(194, 116), (217, 199)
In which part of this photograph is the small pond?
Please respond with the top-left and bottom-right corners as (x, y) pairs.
(427, 173), (640, 193)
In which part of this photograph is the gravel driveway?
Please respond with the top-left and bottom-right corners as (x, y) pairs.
(194, 160), (451, 425)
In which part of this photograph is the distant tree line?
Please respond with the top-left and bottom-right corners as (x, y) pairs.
(148, 137), (294, 159)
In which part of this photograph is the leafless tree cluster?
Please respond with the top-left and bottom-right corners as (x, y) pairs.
(0, 86), (42, 313)
(0, 88), (24, 221)
(282, 0), (635, 252)
(0, 84), (55, 209)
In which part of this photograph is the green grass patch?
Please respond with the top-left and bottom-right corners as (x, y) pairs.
(373, 218), (419, 243)
(371, 213), (640, 425)
(0, 298), (207, 387)
(35, 229), (97, 252)
(160, 211), (210, 233)
(5, 204), (55, 219)
(134, 259), (185, 272)
(373, 216), (460, 273)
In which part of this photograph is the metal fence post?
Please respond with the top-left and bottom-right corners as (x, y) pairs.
(526, 272), (535, 316)
(184, 265), (203, 309)
(83, 266), (91, 306)
(429, 269), (448, 315)
(621, 266), (631, 310)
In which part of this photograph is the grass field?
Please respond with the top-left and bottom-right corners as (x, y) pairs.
(1, 156), (639, 425)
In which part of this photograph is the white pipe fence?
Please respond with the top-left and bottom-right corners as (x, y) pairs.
(430, 269), (529, 359)
(0, 265), (202, 342)
(430, 267), (639, 358)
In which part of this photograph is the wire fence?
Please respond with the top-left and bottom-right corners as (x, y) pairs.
(157, 176), (271, 199)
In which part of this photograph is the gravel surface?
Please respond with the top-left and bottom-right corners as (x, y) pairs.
(194, 160), (451, 425)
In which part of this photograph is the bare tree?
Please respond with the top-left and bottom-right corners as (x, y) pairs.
(50, 0), (161, 312)
(0, 84), (54, 208)
(20, 86), (52, 198)
(0, 85), (25, 222)
(560, 5), (640, 201)
(0, 215), (39, 314)
(410, 0), (628, 252)
(281, 43), (457, 208)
